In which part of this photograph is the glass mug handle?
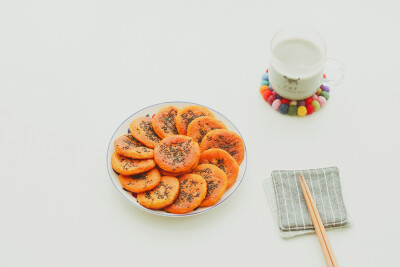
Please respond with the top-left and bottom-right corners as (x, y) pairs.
(323, 58), (345, 86)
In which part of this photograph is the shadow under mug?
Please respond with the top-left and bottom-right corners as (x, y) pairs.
(269, 26), (344, 100)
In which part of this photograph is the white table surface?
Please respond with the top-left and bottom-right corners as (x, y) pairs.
(1, 1), (399, 266)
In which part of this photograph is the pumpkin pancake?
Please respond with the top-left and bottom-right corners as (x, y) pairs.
(114, 134), (154, 159)
(130, 117), (161, 148)
(152, 106), (179, 139)
(187, 116), (227, 143)
(199, 129), (245, 165)
(163, 174), (207, 214)
(118, 168), (161, 193)
(194, 164), (227, 207)
(154, 135), (200, 173)
(199, 148), (239, 189)
(111, 152), (156, 176)
(175, 105), (214, 135)
(137, 176), (180, 209)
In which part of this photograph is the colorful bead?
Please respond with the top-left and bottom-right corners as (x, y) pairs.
(262, 73), (269, 81)
(297, 106), (307, 117)
(262, 90), (272, 101)
(321, 85), (330, 92)
(306, 104), (315, 114)
(281, 98), (290, 105)
(297, 100), (306, 107)
(272, 99), (281, 110)
(323, 73), (326, 78)
(259, 71), (330, 117)
(320, 91), (330, 100)
(279, 104), (289, 114)
(259, 85), (269, 94)
(311, 100), (320, 111)
(288, 105), (298, 116)
(317, 96), (327, 107)
(267, 95), (276, 105)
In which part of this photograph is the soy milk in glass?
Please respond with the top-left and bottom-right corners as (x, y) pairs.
(269, 26), (335, 100)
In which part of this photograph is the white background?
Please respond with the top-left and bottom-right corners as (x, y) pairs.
(1, 0), (399, 266)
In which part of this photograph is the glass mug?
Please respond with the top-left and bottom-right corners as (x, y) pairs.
(269, 26), (344, 100)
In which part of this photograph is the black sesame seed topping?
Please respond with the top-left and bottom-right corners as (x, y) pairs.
(139, 120), (160, 143)
(174, 178), (202, 204)
(129, 172), (148, 180)
(206, 180), (220, 197)
(119, 157), (138, 170)
(216, 159), (226, 171)
(158, 139), (193, 165)
(195, 168), (212, 180)
(180, 110), (207, 128)
(160, 109), (178, 135)
(145, 191), (152, 199)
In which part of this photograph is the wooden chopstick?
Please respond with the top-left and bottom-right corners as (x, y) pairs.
(298, 175), (338, 267)
(298, 175), (333, 267)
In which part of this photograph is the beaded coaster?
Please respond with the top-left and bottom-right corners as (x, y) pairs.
(259, 69), (330, 117)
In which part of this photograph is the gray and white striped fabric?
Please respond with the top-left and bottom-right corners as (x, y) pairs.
(268, 167), (349, 234)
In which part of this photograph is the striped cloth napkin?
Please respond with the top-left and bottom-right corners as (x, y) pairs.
(264, 167), (351, 238)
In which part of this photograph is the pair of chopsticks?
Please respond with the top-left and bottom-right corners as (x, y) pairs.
(298, 175), (338, 267)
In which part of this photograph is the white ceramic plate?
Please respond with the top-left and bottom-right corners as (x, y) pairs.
(106, 101), (247, 217)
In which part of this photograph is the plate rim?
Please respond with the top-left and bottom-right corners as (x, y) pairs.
(106, 101), (247, 217)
